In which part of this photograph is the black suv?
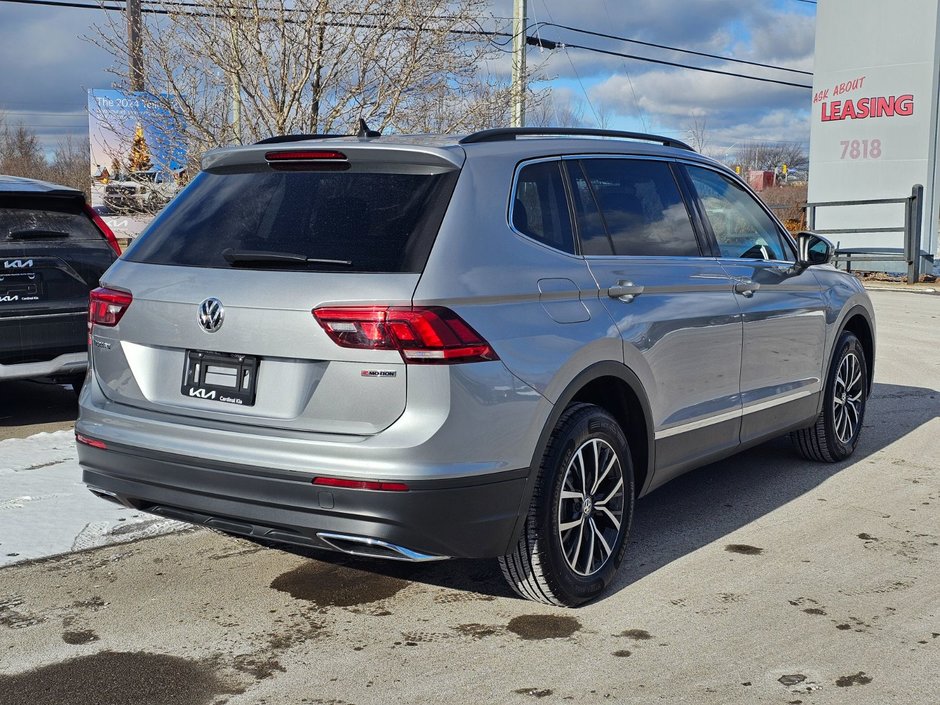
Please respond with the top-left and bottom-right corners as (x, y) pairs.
(0, 176), (121, 390)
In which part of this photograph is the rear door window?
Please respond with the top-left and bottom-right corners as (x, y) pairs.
(511, 160), (576, 254)
(569, 158), (701, 257)
(125, 168), (458, 273)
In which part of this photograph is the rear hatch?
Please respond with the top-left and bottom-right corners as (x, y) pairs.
(0, 193), (117, 366)
(92, 143), (462, 435)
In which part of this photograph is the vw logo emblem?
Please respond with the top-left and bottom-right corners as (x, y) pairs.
(198, 298), (224, 333)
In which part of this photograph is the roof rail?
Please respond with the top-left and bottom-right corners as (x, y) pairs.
(459, 127), (694, 151)
(254, 133), (350, 145)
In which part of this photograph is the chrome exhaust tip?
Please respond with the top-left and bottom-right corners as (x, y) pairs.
(86, 485), (125, 506)
(316, 532), (448, 562)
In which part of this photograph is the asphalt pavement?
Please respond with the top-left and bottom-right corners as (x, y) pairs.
(0, 290), (937, 705)
(0, 379), (78, 440)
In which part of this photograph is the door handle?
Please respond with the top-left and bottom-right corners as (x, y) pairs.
(734, 280), (760, 297)
(607, 281), (644, 302)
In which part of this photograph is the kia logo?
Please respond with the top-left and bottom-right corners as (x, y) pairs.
(3, 259), (32, 269)
(198, 298), (224, 333)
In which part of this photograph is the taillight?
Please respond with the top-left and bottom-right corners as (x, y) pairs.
(265, 149), (349, 171)
(313, 476), (409, 492)
(76, 432), (107, 450)
(83, 203), (122, 256)
(89, 287), (132, 328)
(312, 306), (498, 364)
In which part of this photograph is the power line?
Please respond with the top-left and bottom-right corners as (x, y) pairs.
(562, 48), (602, 126)
(2, 0), (813, 90)
(2, 110), (86, 116)
(539, 22), (812, 76)
(0, 0), (516, 41)
(560, 42), (812, 89)
(596, 0), (650, 131)
(138, 0), (514, 23)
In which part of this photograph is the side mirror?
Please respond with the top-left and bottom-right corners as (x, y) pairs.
(796, 231), (833, 267)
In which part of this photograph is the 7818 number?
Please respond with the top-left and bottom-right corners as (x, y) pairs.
(840, 139), (882, 160)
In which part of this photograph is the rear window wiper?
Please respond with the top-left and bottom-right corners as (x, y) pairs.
(221, 248), (352, 267)
(9, 230), (70, 240)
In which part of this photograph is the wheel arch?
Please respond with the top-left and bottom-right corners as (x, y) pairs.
(839, 306), (875, 396)
(504, 361), (654, 553)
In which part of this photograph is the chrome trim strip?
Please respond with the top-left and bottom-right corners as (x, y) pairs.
(654, 385), (820, 440)
(740, 386), (819, 415)
(655, 407), (743, 440)
(316, 532), (448, 562)
(0, 311), (85, 321)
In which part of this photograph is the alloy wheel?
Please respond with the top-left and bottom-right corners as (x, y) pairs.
(833, 351), (864, 444)
(557, 438), (626, 576)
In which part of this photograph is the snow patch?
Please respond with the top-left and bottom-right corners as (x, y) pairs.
(0, 430), (184, 567)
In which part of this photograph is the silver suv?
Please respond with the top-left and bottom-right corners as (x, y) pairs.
(77, 128), (875, 606)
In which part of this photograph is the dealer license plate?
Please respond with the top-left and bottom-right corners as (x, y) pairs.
(180, 350), (258, 406)
(0, 272), (42, 302)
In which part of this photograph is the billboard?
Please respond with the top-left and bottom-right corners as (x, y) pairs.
(87, 89), (187, 231)
(807, 0), (940, 263)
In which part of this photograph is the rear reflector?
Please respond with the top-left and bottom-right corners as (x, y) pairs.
(89, 287), (132, 328)
(312, 306), (498, 364)
(83, 203), (121, 256)
(313, 477), (409, 492)
(265, 150), (350, 171)
(75, 432), (107, 450)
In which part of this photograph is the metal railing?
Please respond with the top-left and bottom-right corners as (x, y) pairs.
(805, 184), (928, 283)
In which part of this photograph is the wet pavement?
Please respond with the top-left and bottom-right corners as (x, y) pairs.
(0, 291), (936, 704)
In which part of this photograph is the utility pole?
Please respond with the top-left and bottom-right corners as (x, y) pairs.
(310, 8), (326, 134)
(229, 10), (242, 144)
(511, 0), (526, 127)
(231, 74), (242, 144)
(127, 0), (144, 92)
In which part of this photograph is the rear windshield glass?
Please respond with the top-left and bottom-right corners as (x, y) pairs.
(125, 168), (458, 273)
(0, 198), (101, 243)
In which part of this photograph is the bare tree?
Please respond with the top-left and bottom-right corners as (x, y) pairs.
(527, 92), (584, 128)
(685, 115), (709, 153)
(90, 0), (516, 163)
(0, 116), (46, 179)
(0, 113), (91, 196)
(734, 141), (808, 179)
(47, 135), (93, 200)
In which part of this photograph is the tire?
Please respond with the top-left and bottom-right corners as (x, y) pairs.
(499, 403), (635, 607)
(791, 331), (868, 462)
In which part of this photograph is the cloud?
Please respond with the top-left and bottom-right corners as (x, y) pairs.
(590, 67), (812, 148)
(513, 0), (817, 148)
(741, 12), (816, 66)
(0, 5), (113, 149)
(2, 0), (817, 154)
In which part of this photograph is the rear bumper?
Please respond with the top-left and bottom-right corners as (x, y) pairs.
(0, 351), (87, 381)
(78, 441), (528, 559)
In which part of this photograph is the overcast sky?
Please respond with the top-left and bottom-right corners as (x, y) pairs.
(0, 0), (815, 156)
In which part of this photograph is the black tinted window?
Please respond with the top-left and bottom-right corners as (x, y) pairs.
(125, 169), (457, 273)
(572, 159), (700, 257)
(512, 161), (575, 254)
(0, 198), (101, 243)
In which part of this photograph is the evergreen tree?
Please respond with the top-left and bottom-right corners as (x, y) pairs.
(128, 123), (152, 172)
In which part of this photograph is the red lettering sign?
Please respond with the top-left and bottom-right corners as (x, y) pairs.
(820, 94), (914, 121)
